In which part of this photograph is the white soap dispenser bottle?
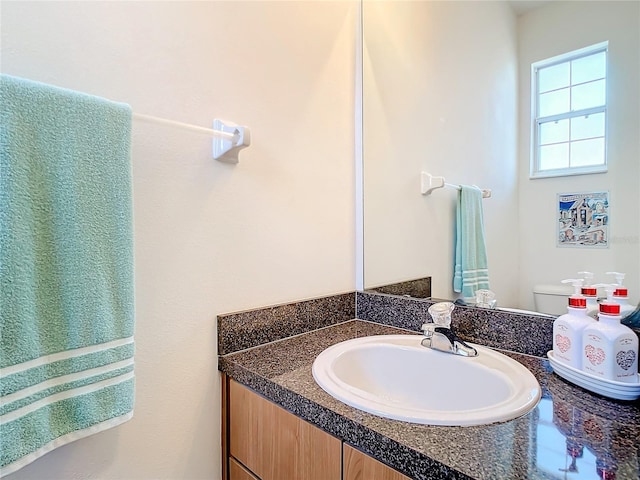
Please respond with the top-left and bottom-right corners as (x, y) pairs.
(605, 271), (635, 320)
(582, 286), (639, 383)
(578, 271), (600, 319)
(552, 279), (594, 369)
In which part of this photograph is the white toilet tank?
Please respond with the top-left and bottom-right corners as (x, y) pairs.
(533, 284), (574, 316)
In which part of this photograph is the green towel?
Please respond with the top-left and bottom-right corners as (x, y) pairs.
(0, 74), (135, 476)
(453, 185), (490, 299)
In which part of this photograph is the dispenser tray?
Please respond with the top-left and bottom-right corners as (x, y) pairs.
(547, 351), (640, 401)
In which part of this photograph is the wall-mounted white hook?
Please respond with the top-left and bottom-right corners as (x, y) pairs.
(421, 172), (445, 195)
(213, 119), (251, 164)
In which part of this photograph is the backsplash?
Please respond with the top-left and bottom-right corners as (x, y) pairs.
(356, 292), (554, 357)
(365, 276), (431, 299)
(217, 292), (355, 355)
(218, 290), (557, 357)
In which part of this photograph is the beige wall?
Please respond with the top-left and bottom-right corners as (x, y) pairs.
(363, 1), (520, 304)
(1, 1), (357, 478)
(517, 1), (640, 310)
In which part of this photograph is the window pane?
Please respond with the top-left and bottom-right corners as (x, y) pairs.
(572, 51), (606, 84)
(571, 113), (605, 140)
(538, 62), (570, 93)
(540, 88), (570, 117)
(571, 138), (605, 167)
(531, 44), (608, 178)
(540, 119), (569, 145)
(571, 80), (606, 110)
(540, 143), (569, 170)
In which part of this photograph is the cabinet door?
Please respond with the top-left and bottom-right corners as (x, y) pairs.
(229, 457), (259, 480)
(344, 444), (412, 480)
(229, 379), (341, 480)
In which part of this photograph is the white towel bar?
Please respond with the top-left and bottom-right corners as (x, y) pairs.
(421, 172), (491, 198)
(133, 113), (251, 164)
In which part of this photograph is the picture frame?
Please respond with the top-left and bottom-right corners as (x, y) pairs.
(557, 191), (609, 248)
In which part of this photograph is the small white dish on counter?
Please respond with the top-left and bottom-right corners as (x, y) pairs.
(547, 351), (640, 401)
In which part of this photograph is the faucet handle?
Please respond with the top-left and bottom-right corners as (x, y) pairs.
(475, 289), (496, 308)
(428, 302), (454, 328)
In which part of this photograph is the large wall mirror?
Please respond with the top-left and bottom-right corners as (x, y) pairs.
(362, 0), (639, 314)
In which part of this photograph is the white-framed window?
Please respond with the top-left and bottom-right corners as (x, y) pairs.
(530, 42), (608, 179)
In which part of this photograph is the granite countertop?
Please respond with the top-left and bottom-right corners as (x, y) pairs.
(219, 319), (640, 480)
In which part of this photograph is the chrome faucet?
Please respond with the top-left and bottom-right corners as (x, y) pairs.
(421, 302), (478, 357)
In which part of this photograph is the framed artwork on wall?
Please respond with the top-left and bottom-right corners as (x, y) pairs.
(557, 191), (609, 248)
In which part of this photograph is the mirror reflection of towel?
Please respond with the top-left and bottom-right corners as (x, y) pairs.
(453, 185), (489, 299)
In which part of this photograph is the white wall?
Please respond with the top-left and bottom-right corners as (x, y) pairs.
(363, 1), (520, 304)
(517, 1), (640, 310)
(1, 1), (357, 479)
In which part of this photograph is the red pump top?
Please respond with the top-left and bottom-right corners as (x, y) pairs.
(599, 303), (621, 315)
(568, 297), (587, 308)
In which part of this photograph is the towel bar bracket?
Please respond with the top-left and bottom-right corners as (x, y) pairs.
(421, 172), (445, 195)
(213, 119), (251, 164)
(420, 171), (491, 198)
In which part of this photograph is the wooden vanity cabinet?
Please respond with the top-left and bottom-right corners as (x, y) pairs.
(229, 457), (259, 480)
(225, 377), (341, 480)
(343, 444), (411, 480)
(223, 376), (411, 480)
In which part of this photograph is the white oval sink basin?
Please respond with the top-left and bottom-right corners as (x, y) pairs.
(312, 335), (541, 426)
